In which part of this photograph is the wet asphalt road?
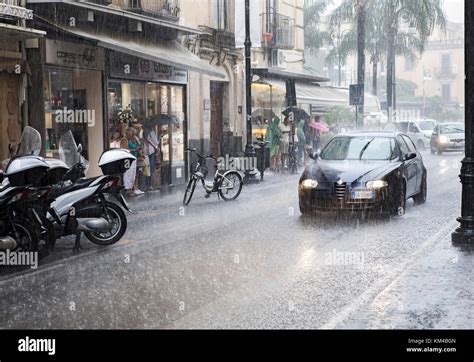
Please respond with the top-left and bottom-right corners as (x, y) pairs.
(0, 150), (471, 329)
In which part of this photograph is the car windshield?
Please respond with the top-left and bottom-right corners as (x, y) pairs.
(419, 121), (436, 131)
(321, 136), (397, 161)
(440, 124), (465, 134)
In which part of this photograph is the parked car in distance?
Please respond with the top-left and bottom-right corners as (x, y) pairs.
(430, 122), (465, 155)
(385, 120), (432, 150)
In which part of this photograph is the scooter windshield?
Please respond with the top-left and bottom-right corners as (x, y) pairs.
(58, 131), (90, 173)
(17, 126), (42, 157)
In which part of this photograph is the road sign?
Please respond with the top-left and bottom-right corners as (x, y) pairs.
(349, 84), (364, 106)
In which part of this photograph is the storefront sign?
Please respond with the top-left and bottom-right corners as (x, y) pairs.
(109, 52), (187, 83)
(46, 40), (104, 70)
(0, 3), (33, 20)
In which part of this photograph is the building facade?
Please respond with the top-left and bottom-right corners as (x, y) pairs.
(0, 0), (45, 162)
(395, 21), (465, 119)
(24, 0), (221, 188)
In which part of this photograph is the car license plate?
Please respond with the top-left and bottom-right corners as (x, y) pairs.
(351, 191), (375, 200)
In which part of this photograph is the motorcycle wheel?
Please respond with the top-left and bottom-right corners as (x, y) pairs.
(9, 219), (39, 253)
(84, 201), (127, 246)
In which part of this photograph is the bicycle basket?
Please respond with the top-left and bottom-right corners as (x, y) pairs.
(195, 163), (209, 178)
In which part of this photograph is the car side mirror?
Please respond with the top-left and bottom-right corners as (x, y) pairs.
(77, 144), (83, 153)
(404, 152), (417, 161)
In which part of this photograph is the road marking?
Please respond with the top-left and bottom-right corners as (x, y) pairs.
(0, 239), (144, 285)
(320, 219), (458, 329)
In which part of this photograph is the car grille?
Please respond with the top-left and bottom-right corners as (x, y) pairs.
(451, 138), (464, 143)
(334, 183), (347, 200)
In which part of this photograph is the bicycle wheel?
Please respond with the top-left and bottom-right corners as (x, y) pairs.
(218, 172), (243, 201)
(183, 177), (197, 205)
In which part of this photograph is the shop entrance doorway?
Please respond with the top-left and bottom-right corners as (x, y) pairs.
(210, 81), (226, 158)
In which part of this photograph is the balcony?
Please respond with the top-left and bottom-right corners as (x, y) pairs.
(261, 13), (295, 50)
(425, 38), (463, 50)
(0, 0), (34, 20)
(434, 67), (458, 80)
(122, 0), (180, 22)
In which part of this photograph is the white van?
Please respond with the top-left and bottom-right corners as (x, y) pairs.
(385, 120), (435, 149)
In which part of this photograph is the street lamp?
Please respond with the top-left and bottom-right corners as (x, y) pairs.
(452, 0), (474, 245)
(243, 0), (257, 183)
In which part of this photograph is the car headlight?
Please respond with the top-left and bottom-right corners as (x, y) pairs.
(439, 135), (449, 144)
(366, 180), (388, 189)
(301, 179), (318, 189)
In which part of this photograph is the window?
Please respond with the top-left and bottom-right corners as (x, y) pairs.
(397, 136), (410, 155)
(409, 122), (420, 133)
(321, 137), (397, 161)
(213, 0), (228, 30)
(402, 135), (417, 152)
(442, 84), (451, 101)
(441, 54), (451, 74)
(405, 57), (414, 71)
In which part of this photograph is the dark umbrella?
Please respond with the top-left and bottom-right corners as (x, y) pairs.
(144, 114), (180, 128)
(252, 109), (277, 120)
(282, 107), (310, 122)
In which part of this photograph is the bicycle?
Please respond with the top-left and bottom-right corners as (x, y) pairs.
(183, 148), (243, 206)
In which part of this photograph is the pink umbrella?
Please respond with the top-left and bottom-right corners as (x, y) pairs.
(309, 122), (330, 133)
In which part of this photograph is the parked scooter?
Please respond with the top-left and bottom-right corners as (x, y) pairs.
(0, 127), (53, 258)
(43, 131), (136, 252)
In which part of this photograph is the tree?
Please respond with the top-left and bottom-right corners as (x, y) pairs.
(304, 0), (333, 53)
(384, 0), (446, 120)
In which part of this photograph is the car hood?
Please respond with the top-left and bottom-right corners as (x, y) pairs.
(302, 159), (400, 184)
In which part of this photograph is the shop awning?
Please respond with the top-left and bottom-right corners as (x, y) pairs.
(253, 68), (330, 83)
(263, 79), (381, 113)
(0, 23), (46, 40)
(53, 27), (226, 79)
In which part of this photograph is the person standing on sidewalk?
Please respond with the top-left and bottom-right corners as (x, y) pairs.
(142, 125), (160, 191)
(279, 117), (291, 171)
(121, 127), (144, 197)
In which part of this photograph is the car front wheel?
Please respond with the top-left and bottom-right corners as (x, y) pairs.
(391, 182), (406, 217)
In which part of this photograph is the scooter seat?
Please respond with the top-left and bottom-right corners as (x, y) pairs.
(49, 177), (100, 198)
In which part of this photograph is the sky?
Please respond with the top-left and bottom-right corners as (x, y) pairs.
(443, 0), (464, 23)
(327, 0), (464, 23)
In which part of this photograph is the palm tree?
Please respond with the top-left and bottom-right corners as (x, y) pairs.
(304, 0), (333, 53)
(384, 0), (446, 119)
(329, 0), (446, 111)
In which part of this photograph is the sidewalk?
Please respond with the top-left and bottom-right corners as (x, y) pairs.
(340, 223), (474, 329)
(125, 170), (298, 212)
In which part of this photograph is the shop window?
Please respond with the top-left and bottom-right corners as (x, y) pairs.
(43, 68), (90, 160)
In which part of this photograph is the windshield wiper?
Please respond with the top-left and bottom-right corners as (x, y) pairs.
(359, 138), (375, 160)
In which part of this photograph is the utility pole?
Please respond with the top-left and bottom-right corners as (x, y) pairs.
(356, 0), (366, 129)
(452, 0), (474, 245)
(243, 0), (256, 183)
